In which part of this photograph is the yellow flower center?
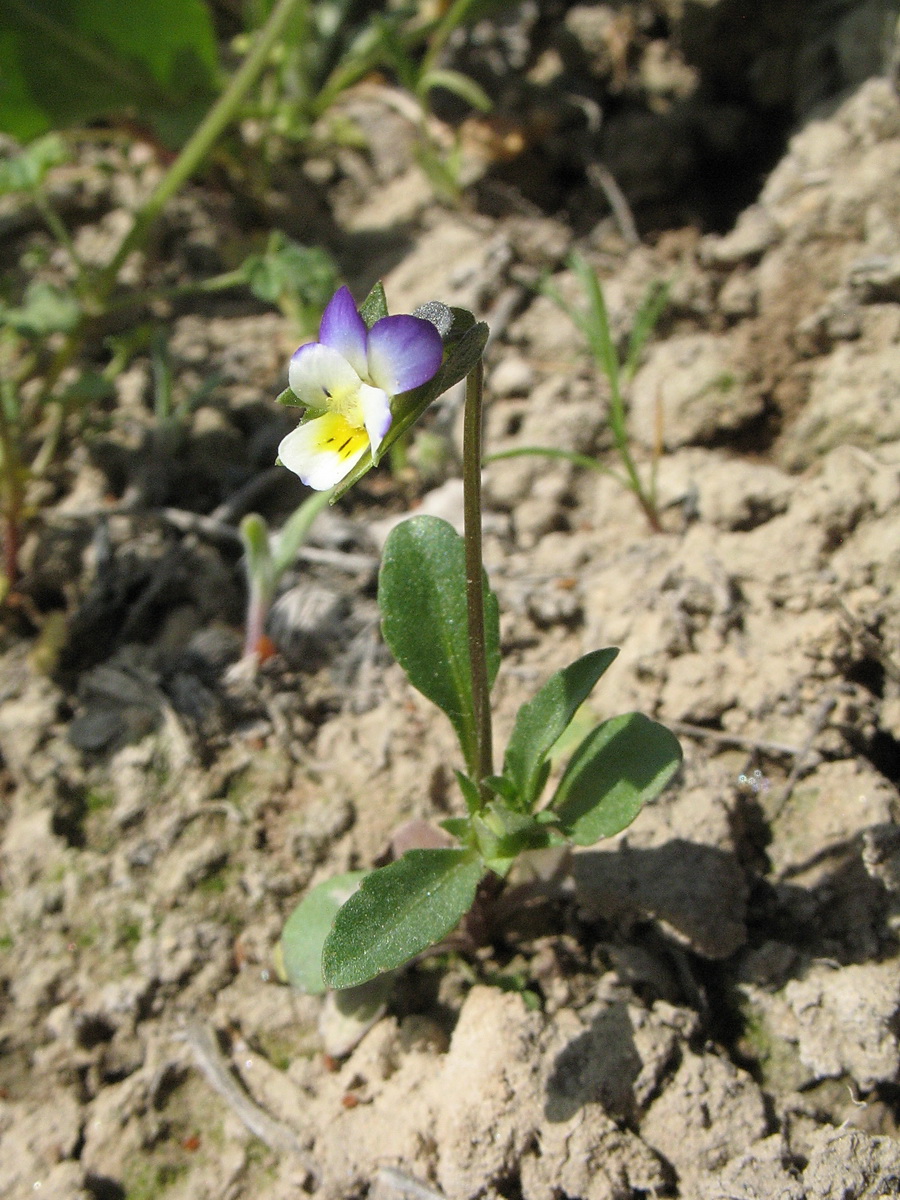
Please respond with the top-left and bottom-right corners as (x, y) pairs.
(313, 411), (369, 462)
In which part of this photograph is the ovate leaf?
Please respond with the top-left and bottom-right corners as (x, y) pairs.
(380, 515), (499, 770)
(243, 233), (338, 313)
(0, 132), (66, 193)
(552, 712), (682, 846)
(503, 648), (619, 810)
(280, 870), (368, 994)
(323, 849), (484, 988)
(0, 280), (80, 335)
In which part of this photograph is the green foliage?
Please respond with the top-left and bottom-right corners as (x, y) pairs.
(0, 132), (66, 193)
(281, 871), (368, 994)
(238, 487), (333, 664)
(0, 0), (321, 590)
(502, 648), (619, 812)
(380, 515), (499, 776)
(322, 850), (484, 989)
(278, 298), (684, 993)
(551, 712), (683, 845)
(151, 332), (222, 431)
(0, 281), (81, 336)
(244, 0), (494, 189)
(0, 0), (220, 143)
(488, 252), (670, 531)
(242, 233), (339, 336)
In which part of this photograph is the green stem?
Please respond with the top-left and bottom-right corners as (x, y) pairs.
(462, 358), (493, 794)
(96, 0), (304, 299)
(101, 266), (251, 316)
(0, 368), (24, 586)
(31, 190), (89, 278)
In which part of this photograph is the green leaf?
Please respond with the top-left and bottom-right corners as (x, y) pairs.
(0, 0), (219, 144)
(380, 515), (499, 769)
(420, 67), (492, 112)
(439, 816), (472, 841)
(0, 280), (80, 336)
(568, 251), (619, 386)
(243, 233), (338, 315)
(323, 849), (484, 988)
(551, 712), (682, 846)
(473, 804), (561, 876)
(359, 280), (389, 328)
(453, 770), (481, 817)
(483, 774), (518, 804)
(271, 487), (333, 577)
(280, 870), (368, 995)
(239, 513), (275, 603)
(0, 132), (66, 193)
(59, 370), (115, 407)
(503, 649), (619, 810)
(624, 279), (670, 382)
(331, 308), (488, 501)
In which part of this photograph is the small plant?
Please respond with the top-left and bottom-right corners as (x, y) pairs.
(242, 0), (493, 201)
(0, 0), (332, 595)
(277, 284), (682, 997)
(238, 489), (333, 665)
(489, 251), (669, 531)
(0, 0), (487, 600)
(360, 0), (493, 203)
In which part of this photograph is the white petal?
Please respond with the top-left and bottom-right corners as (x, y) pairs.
(358, 384), (392, 461)
(278, 414), (368, 491)
(288, 342), (363, 412)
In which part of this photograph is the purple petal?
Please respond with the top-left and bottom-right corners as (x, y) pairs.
(318, 286), (368, 377)
(289, 342), (361, 409)
(366, 315), (443, 396)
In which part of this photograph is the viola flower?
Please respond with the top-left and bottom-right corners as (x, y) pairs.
(278, 286), (444, 490)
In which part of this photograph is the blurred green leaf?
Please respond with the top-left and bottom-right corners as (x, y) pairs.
(624, 279), (670, 381)
(0, 280), (80, 335)
(60, 370), (115, 408)
(0, 133), (67, 193)
(243, 233), (338, 317)
(420, 67), (491, 112)
(0, 0), (219, 143)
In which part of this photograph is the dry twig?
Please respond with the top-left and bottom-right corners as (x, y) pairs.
(178, 1019), (320, 1182)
